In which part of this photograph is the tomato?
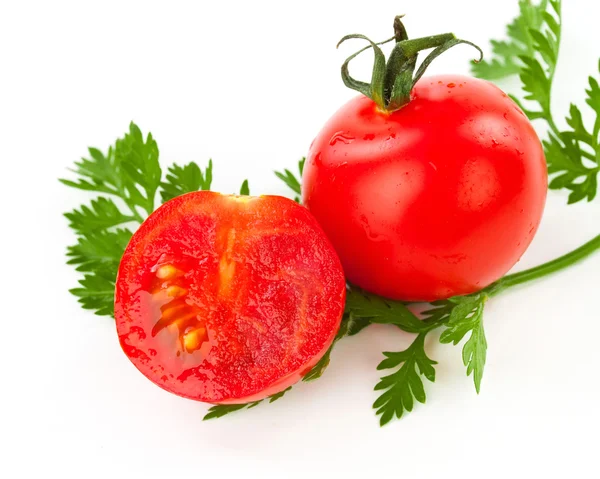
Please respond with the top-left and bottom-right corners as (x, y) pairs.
(303, 75), (547, 301)
(115, 192), (345, 404)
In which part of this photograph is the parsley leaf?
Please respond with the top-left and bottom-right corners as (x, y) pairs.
(60, 122), (161, 220)
(69, 270), (118, 316)
(515, 0), (561, 117)
(275, 157), (305, 202)
(373, 333), (436, 426)
(239, 179), (250, 196)
(433, 294), (488, 393)
(64, 197), (136, 234)
(345, 287), (426, 333)
(66, 228), (133, 316)
(66, 229), (132, 275)
(115, 123), (161, 216)
(471, 0), (549, 80)
(60, 146), (124, 196)
(203, 387), (292, 420)
(545, 71), (600, 203)
(160, 160), (213, 203)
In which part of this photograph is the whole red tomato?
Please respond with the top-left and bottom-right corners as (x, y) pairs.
(303, 75), (547, 301)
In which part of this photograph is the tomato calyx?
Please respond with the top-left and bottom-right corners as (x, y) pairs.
(337, 15), (483, 112)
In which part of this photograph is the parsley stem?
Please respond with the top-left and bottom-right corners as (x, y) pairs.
(484, 233), (600, 297)
(546, 115), (561, 140)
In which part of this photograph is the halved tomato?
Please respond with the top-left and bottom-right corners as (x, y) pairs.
(115, 192), (345, 404)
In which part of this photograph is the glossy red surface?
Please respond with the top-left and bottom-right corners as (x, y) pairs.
(303, 75), (547, 301)
(115, 192), (345, 403)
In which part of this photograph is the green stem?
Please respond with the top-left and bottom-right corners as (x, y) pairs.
(338, 16), (482, 112)
(546, 115), (561, 139)
(484, 233), (600, 297)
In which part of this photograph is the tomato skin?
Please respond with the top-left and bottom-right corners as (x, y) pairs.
(303, 75), (547, 301)
(115, 192), (345, 404)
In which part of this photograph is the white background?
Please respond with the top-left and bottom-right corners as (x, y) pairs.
(1, 0), (599, 478)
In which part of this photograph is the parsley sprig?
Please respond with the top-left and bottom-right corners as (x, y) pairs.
(427, 295), (488, 394)
(62, 123), (238, 315)
(473, 0), (600, 203)
(471, 0), (550, 80)
(373, 333), (436, 425)
(160, 160), (213, 203)
(204, 387), (292, 420)
(275, 158), (305, 202)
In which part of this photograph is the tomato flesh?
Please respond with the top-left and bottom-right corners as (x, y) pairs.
(303, 75), (547, 301)
(115, 192), (345, 403)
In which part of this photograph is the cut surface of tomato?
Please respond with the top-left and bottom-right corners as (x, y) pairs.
(115, 192), (346, 404)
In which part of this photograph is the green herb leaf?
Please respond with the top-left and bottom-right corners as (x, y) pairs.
(437, 294), (488, 393)
(59, 146), (123, 196)
(60, 122), (161, 220)
(160, 160), (213, 203)
(66, 229), (132, 275)
(239, 179), (250, 196)
(69, 270), (119, 316)
(471, 0), (549, 80)
(373, 333), (436, 426)
(545, 71), (600, 203)
(517, 0), (560, 114)
(64, 197), (135, 234)
(345, 313), (373, 337)
(203, 387), (292, 421)
(115, 123), (162, 216)
(275, 157), (305, 202)
(345, 287), (425, 333)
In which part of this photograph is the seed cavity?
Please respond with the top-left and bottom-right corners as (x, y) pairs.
(150, 263), (207, 354)
(183, 327), (208, 353)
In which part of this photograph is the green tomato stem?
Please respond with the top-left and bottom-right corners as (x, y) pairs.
(338, 16), (482, 112)
(484, 233), (600, 297)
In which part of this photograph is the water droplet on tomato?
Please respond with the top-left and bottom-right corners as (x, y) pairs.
(329, 131), (355, 146)
(447, 83), (456, 88)
(363, 133), (375, 141)
(491, 139), (499, 147)
(149, 349), (157, 356)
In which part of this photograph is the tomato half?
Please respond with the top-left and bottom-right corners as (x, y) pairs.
(303, 75), (547, 301)
(115, 192), (345, 403)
